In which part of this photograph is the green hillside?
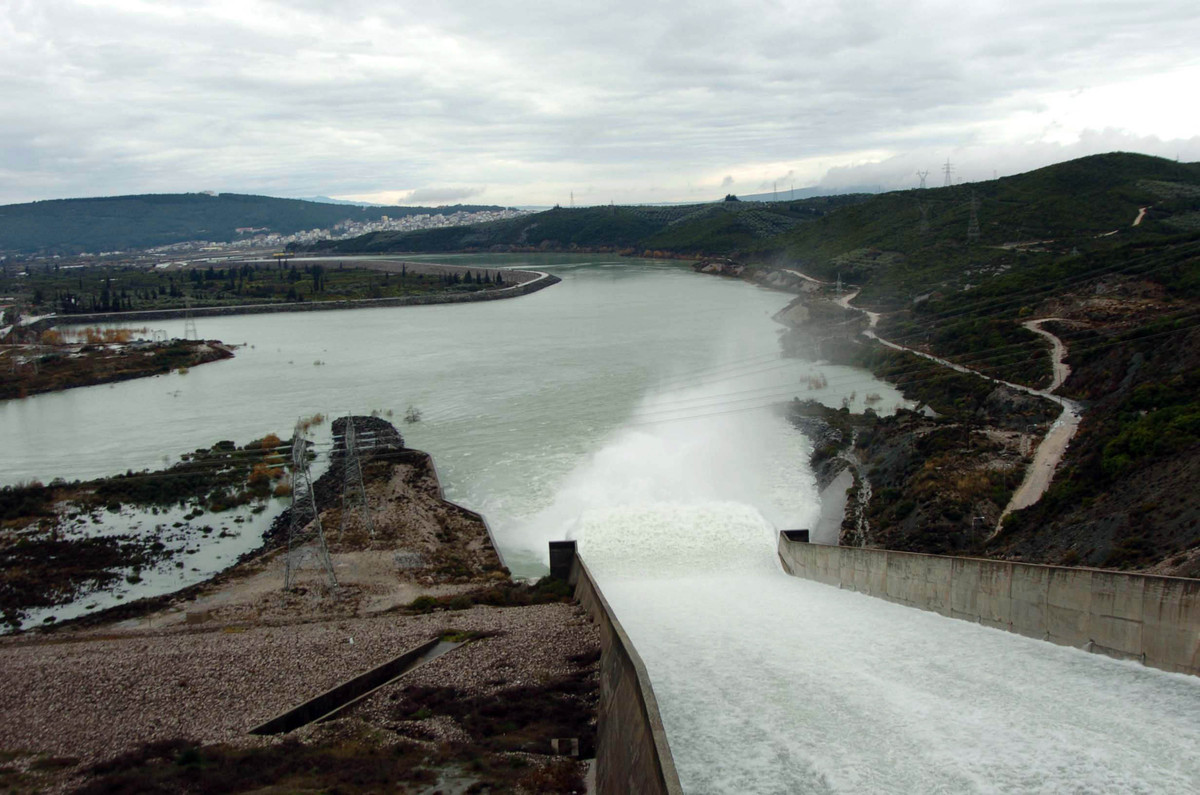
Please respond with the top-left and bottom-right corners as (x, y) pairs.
(0, 193), (503, 255)
(770, 152), (1200, 303)
(308, 195), (868, 256)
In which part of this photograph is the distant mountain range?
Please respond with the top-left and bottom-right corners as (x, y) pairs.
(732, 185), (882, 202)
(296, 195), (389, 207)
(0, 193), (506, 255)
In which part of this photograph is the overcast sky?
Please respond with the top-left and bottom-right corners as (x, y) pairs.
(4, 0), (1199, 207)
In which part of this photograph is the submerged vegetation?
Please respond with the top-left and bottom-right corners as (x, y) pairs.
(0, 432), (296, 629)
(0, 338), (233, 400)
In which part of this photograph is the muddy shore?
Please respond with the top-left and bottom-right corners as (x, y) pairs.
(0, 417), (599, 793)
(0, 339), (233, 400)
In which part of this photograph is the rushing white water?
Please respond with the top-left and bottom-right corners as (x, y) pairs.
(571, 386), (1200, 793)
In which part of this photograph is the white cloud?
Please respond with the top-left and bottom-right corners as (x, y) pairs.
(2, 0), (1198, 205)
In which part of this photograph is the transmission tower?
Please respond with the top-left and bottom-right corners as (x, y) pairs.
(284, 420), (337, 590)
(917, 200), (930, 234)
(916, 170), (929, 189)
(942, 159), (954, 187)
(182, 292), (199, 341)
(338, 418), (374, 539)
(967, 191), (981, 242)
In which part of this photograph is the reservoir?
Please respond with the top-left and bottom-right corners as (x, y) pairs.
(3, 253), (1197, 792)
(0, 254), (900, 576)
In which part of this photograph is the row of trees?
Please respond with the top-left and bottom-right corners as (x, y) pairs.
(18, 263), (512, 314)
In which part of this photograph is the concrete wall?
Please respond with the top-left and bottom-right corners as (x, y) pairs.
(778, 536), (1200, 676)
(563, 545), (683, 795)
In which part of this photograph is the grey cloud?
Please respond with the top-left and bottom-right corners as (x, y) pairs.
(817, 131), (1200, 191)
(402, 186), (484, 204)
(1, 0), (1197, 204)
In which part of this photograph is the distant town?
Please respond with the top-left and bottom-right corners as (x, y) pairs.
(148, 207), (533, 256)
(1, 206), (532, 263)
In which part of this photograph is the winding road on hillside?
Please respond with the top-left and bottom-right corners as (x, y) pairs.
(829, 288), (1081, 529)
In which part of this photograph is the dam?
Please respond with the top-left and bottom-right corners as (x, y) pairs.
(3, 254), (1197, 791)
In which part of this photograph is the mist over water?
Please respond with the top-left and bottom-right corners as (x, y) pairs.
(521, 374), (819, 574)
(566, 363), (1200, 794)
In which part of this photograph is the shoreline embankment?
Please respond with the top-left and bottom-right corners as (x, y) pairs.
(30, 262), (560, 331)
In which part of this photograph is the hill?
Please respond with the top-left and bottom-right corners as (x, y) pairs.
(0, 193), (505, 255)
(766, 153), (1200, 577)
(305, 194), (870, 257)
(732, 184), (883, 202)
(768, 152), (1200, 304)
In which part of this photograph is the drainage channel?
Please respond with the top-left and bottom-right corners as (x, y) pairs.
(250, 637), (465, 735)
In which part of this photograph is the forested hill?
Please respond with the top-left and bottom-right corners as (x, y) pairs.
(303, 193), (871, 256)
(0, 193), (504, 255)
(770, 152), (1200, 304)
(307, 153), (1200, 275)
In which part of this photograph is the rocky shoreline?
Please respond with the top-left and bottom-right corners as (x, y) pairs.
(767, 282), (1061, 557)
(742, 260), (1197, 577)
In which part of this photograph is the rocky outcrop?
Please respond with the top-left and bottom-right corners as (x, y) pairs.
(692, 258), (746, 277)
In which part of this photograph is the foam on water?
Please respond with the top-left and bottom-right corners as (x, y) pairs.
(510, 368), (819, 568)
(551, 380), (1200, 794)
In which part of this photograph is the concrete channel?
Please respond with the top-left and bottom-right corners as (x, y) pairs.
(550, 540), (684, 795)
(249, 637), (465, 735)
(778, 532), (1200, 676)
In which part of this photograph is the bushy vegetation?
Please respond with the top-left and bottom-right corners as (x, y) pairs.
(1100, 370), (1200, 476)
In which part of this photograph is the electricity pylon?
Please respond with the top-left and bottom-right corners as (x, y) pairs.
(339, 417), (373, 539)
(967, 191), (980, 242)
(183, 293), (199, 341)
(284, 420), (337, 590)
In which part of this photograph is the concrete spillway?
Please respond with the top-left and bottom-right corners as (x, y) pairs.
(567, 407), (1200, 793)
(591, 557), (1200, 793)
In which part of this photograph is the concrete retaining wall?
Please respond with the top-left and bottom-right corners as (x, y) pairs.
(778, 536), (1200, 676)
(561, 544), (683, 795)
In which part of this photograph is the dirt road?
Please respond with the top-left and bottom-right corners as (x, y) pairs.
(832, 289), (1082, 531)
(1023, 318), (1071, 392)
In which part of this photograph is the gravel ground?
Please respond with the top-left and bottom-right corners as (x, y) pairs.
(0, 601), (596, 766)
